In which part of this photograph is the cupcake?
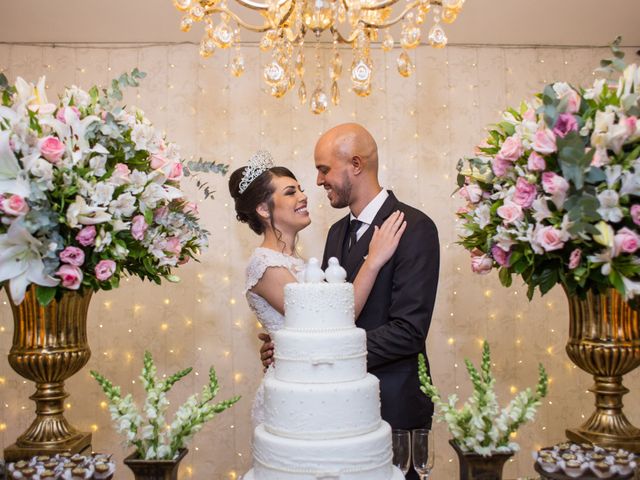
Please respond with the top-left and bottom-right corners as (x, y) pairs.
(590, 460), (614, 479)
(563, 459), (587, 478)
(93, 461), (116, 480)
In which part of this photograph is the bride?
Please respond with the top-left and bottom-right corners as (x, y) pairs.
(228, 150), (406, 425)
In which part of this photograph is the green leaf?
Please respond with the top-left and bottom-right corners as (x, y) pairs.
(609, 269), (625, 293)
(498, 267), (512, 288)
(36, 286), (57, 306)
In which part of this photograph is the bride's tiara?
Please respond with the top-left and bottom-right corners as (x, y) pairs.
(239, 150), (274, 194)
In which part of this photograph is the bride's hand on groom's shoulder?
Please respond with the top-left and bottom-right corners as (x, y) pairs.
(258, 332), (274, 371)
(366, 211), (407, 271)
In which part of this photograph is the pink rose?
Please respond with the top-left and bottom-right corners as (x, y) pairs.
(39, 136), (66, 164)
(56, 264), (83, 290)
(75, 226), (97, 247)
(167, 162), (183, 181)
(162, 236), (182, 255)
(456, 205), (471, 215)
(55, 106), (81, 124)
(111, 163), (131, 184)
(497, 136), (524, 162)
(491, 244), (512, 267)
(564, 89), (581, 114)
(59, 246), (85, 267)
(513, 177), (537, 208)
(532, 128), (557, 154)
(614, 227), (640, 256)
(591, 147), (609, 167)
(131, 215), (148, 241)
(459, 184), (483, 204)
(183, 201), (199, 215)
(625, 116), (638, 136)
(630, 205), (640, 226)
(553, 113), (579, 138)
(497, 199), (523, 224)
(535, 225), (565, 252)
(569, 248), (582, 269)
(1, 194), (29, 216)
(542, 172), (569, 209)
(527, 151), (546, 172)
(154, 206), (169, 222)
(470, 250), (493, 275)
(491, 156), (512, 177)
(150, 154), (170, 170)
(95, 259), (116, 281)
(523, 108), (537, 122)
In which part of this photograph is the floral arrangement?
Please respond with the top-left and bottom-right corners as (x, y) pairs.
(456, 40), (640, 303)
(0, 70), (225, 305)
(418, 343), (548, 456)
(91, 351), (240, 460)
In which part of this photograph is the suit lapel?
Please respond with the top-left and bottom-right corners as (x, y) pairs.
(345, 191), (399, 282)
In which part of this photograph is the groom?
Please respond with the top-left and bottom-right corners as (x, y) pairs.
(261, 123), (439, 479)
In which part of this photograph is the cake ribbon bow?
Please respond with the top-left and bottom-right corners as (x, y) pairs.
(309, 356), (335, 366)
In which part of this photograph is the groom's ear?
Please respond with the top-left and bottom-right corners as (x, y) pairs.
(256, 202), (270, 219)
(350, 155), (363, 175)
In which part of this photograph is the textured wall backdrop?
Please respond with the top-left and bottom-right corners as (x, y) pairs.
(0, 43), (639, 479)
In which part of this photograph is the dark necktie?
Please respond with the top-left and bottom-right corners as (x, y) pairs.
(347, 219), (363, 252)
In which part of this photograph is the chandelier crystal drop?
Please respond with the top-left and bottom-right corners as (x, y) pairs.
(172, 0), (466, 113)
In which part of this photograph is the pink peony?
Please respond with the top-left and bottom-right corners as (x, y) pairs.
(527, 152), (546, 172)
(553, 113), (579, 138)
(491, 156), (512, 177)
(614, 227), (640, 256)
(532, 128), (557, 154)
(131, 215), (148, 241)
(75, 226), (97, 247)
(167, 162), (183, 181)
(564, 89), (581, 114)
(471, 250), (493, 275)
(55, 106), (81, 124)
(542, 172), (569, 197)
(535, 225), (565, 252)
(39, 136), (66, 164)
(150, 154), (170, 170)
(459, 184), (483, 204)
(497, 136), (524, 162)
(59, 246), (85, 266)
(569, 248), (582, 269)
(497, 199), (524, 224)
(513, 177), (537, 208)
(630, 205), (640, 226)
(491, 244), (512, 267)
(95, 260), (116, 281)
(1, 194), (29, 216)
(56, 264), (83, 290)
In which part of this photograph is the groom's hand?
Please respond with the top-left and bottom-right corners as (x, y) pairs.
(258, 333), (274, 371)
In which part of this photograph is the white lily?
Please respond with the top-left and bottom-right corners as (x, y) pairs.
(0, 220), (59, 304)
(14, 76), (55, 114)
(0, 130), (30, 197)
(66, 195), (112, 228)
(40, 114), (100, 167)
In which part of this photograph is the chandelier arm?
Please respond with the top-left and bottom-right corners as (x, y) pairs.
(329, 27), (355, 46)
(360, 0), (439, 10)
(205, 6), (274, 32)
(359, 1), (423, 29)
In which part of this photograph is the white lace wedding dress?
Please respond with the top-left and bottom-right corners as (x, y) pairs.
(244, 247), (306, 426)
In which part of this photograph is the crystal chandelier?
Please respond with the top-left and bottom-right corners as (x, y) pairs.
(172, 0), (465, 113)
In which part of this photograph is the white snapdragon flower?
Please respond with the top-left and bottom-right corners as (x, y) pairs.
(66, 195), (112, 228)
(473, 204), (491, 229)
(127, 170), (148, 195)
(62, 85), (92, 108)
(95, 228), (113, 253)
(620, 170), (640, 197)
(93, 182), (116, 206)
(139, 183), (167, 210)
(109, 192), (137, 218)
(584, 78), (606, 100)
(131, 123), (160, 151)
(90, 155), (108, 177)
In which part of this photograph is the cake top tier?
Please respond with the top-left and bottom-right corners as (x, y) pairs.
(283, 258), (354, 330)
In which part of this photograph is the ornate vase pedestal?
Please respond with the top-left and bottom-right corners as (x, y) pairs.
(449, 440), (513, 480)
(124, 449), (188, 480)
(4, 285), (92, 462)
(564, 288), (640, 452)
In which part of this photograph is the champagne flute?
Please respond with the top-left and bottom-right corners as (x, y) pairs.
(391, 429), (411, 474)
(412, 428), (435, 479)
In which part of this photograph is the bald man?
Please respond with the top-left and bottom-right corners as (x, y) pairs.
(260, 123), (439, 480)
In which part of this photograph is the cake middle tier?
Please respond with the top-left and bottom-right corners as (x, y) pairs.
(263, 373), (381, 439)
(274, 327), (367, 383)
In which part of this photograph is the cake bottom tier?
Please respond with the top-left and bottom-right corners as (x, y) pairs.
(246, 422), (402, 480)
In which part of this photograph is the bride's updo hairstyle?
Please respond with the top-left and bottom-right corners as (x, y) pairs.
(228, 155), (297, 235)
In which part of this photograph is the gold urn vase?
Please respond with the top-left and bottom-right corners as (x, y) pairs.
(565, 288), (640, 451)
(4, 285), (92, 461)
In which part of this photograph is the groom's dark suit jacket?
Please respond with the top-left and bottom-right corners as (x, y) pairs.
(322, 191), (439, 430)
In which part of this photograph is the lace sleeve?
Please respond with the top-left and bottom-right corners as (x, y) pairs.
(244, 249), (292, 293)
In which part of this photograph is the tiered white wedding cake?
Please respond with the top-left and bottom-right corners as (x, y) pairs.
(244, 258), (404, 480)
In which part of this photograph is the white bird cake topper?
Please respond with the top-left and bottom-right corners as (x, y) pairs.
(304, 257), (325, 283)
(325, 257), (347, 283)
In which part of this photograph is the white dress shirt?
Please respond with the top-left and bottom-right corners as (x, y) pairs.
(349, 189), (389, 241)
